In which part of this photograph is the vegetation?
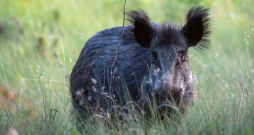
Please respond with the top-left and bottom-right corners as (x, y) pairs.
(0, 0), (253, 134)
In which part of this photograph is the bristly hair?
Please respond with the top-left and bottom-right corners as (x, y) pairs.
(156, 23), (183, 46)
(127, 9), (150, 24)
(185, 6), (211, 52)
(127, 9), (155, 48)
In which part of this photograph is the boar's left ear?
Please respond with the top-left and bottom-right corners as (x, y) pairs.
(127, 9), (155, 48)
(182, 6), (211, 51)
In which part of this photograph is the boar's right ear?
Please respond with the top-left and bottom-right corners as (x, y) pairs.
(127, 9), (155, 48)
(182, 6), (211, 51)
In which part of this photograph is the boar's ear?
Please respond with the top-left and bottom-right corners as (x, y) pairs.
(182, 6), (211, 51)
(127, 9), (155, 48)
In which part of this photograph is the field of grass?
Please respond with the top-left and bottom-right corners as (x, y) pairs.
(0, 0), (254, 134)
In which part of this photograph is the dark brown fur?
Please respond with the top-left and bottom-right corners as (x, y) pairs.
(70, 6), (211, 123)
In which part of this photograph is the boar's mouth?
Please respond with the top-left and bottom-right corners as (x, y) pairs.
(157, 101), (179, 115)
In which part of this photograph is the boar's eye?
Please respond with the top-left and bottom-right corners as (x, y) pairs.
(179, 52), (187, 62)
(152, 51), (161, 68)
(152, 51), (158, 62)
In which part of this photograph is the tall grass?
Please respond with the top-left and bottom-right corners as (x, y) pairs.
(0, 0), (253, 134)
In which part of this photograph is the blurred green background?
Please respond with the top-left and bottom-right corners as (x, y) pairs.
(0, 0), (254, 134)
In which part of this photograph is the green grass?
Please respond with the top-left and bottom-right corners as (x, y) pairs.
(0, 0), (254, 134)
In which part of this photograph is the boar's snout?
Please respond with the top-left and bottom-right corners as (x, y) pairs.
(154, 85), (183, 110)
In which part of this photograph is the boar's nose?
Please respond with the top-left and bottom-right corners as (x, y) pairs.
(154, 85), (183, 109)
